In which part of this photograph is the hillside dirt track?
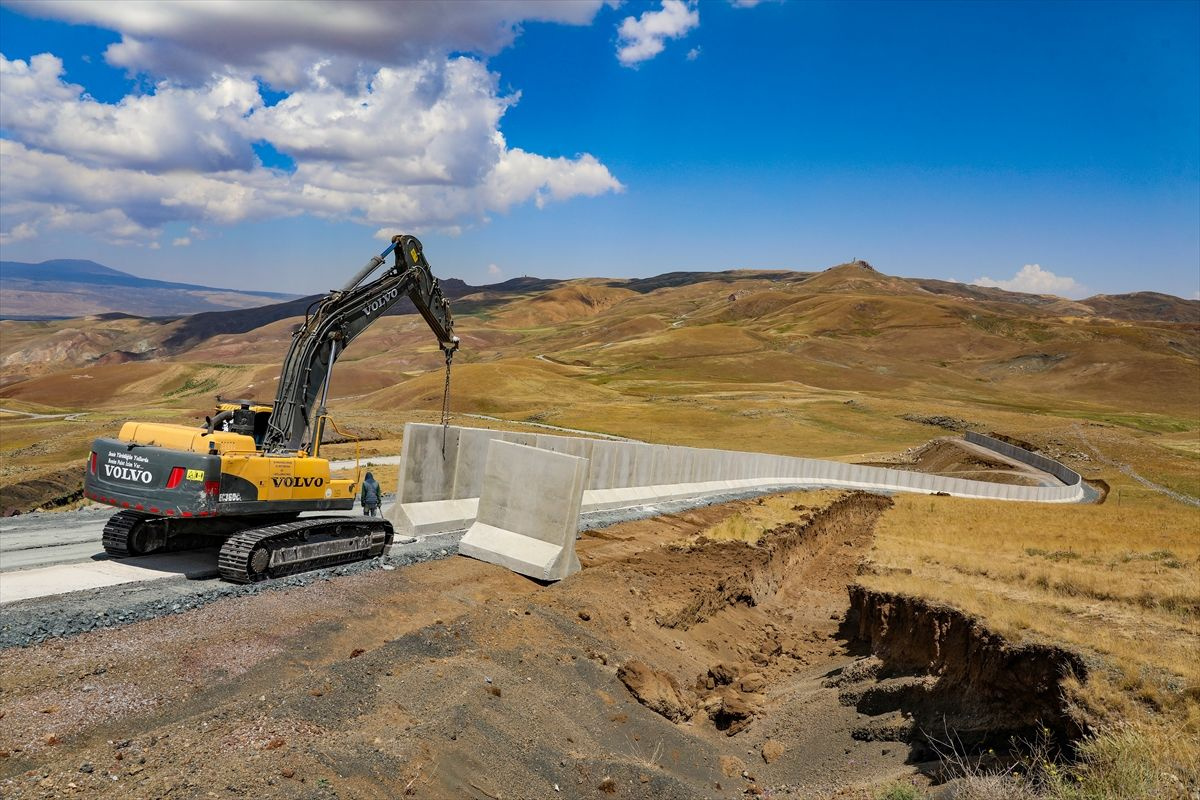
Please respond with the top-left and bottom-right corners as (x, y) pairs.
(0, 492), (920, 799)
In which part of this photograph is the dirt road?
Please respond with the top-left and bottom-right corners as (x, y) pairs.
(0, 491), (922, 799)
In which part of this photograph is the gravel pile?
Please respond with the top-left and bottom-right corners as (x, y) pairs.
(0, 542), (460, 650)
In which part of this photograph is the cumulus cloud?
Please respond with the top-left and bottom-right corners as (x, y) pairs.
(616, 0), (700, 66)
(0, 5), (624, 247)
(973, 264), (1087, 298)
(686, 46), (702, 61)
(8, 0), (605, 90)
(172, 237), (191, 247)
(487, 263), (503, 277)
(0, 221), (38, 245)
(1, 54), (261, 172)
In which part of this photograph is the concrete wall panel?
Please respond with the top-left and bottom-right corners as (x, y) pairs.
(458, 441), (587, 581)
(452, 426), (502, 500)
(397, 423), (459, 504)
(399, 424), (1087, 519)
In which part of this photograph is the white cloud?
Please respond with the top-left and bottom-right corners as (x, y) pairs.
(0, 221), (38, 245)
(172, 237), (191, 247)
(0, 38), (623, 246)
(487, 263), (503, 277)
(616, 0), (699, 66)
(686, 46), (702, 61)
(973, 264), (1087, 298)
(1, 54), (262, 172)
(9, 1), (605, 90)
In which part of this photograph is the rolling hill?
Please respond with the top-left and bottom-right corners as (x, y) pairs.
(2, 260), (1196, 425)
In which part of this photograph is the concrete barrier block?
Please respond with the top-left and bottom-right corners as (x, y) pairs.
(649, 446), (679, 485)
(629, 443), (655, 486)
(501, 430), (538, 447)
(397, 423), (459, 503)
(392, 498), (479, 538)
(582, 486), (649, 511)
(536, 433), (595, 464)
(587, 440), (627, 490)
(458, 441), (587, 581)
(452, 426), (503, 499)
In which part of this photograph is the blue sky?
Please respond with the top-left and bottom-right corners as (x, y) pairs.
(1, 0), (1197, 299)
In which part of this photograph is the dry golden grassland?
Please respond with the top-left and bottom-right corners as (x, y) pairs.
(861, 488), (1199, 788)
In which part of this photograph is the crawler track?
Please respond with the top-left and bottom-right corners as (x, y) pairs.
(100, 510), (147, 557)
(218, 516), (393, 583)
(101, 510), (303, 560)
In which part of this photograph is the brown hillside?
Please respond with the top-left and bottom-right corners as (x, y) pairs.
(1081, 292), (1200, 323)
(1, 260), (1196, 424)
(492, 284), (638, 328)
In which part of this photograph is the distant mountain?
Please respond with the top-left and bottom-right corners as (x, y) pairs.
(159, 275), (563, 351)
(0, 259), (300, 318)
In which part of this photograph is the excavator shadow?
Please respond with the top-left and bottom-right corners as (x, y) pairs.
(89, 547), (222, 580)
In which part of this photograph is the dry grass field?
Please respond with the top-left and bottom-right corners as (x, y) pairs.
(1, 262), (1196, 796)
(865, 491), (1200, 795)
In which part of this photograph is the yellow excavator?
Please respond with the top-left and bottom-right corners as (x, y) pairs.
(83, 235), (458, 582)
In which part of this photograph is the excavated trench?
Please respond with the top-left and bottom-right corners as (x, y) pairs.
(612, 491), (1089, 773)
(0, 468), (84, 516)
(838, 587), (1088, 759)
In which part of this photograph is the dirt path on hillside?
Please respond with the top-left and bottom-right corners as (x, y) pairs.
(0, 493), (914, 799)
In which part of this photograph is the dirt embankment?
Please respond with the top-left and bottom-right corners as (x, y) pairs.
(857, 439), (1042, 486)
(0, 494), (910, 799)
(837, 587), (1088, 758)
(0, 468), (83, 516)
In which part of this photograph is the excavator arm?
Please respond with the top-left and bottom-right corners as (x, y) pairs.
(261, 234), (458, 454)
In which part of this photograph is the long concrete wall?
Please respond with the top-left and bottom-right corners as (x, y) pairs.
(965, 431), (1082, 488)
(390, 423), (1087, 538)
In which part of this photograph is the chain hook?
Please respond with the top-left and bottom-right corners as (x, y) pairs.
(440, 346), (454, 459)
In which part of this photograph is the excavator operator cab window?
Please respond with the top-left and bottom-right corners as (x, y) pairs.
(223, 403), (272, 448)
(252, 411), (271, 447)
(230, 407), (256, 439)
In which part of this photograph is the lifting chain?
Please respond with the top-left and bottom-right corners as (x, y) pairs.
(440, 348), (453, 458)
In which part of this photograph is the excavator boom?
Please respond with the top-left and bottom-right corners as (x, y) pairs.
(263, 234), (458, 453)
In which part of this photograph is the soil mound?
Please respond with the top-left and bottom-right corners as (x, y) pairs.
(0, 467), (83, 516)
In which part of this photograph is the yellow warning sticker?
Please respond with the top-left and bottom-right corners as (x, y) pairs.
(186, 468), (205, 482)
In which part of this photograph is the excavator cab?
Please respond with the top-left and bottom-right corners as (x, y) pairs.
(215, 401), (272, 446)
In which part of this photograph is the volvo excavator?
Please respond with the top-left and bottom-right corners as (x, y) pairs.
(83, 235), (459, 583)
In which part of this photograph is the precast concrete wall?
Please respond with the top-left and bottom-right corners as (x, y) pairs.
(391, 422), (1087, 539)
(965, 431), (1082, 488)
(458, 441), (586, 581)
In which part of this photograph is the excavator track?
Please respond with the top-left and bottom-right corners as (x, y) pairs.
(101, 510), (149, 558)
(103, 510), (301, 559)
(218, 516), (393, 584)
